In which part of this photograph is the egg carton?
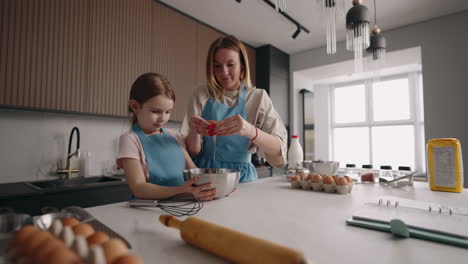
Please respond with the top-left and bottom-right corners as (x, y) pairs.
(289, 180), (353, 194)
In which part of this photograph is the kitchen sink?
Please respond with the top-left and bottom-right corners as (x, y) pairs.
(25, 176), (124, 190)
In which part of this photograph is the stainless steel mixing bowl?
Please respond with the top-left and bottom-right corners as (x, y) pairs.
(183, 168), (240, 199)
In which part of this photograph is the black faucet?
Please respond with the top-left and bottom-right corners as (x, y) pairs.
(57, 127), (80, 179)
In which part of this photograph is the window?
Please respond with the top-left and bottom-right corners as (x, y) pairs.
(330, 72), (425, 172)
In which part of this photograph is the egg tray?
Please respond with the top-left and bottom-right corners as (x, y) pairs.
(289, 180), (353, 194)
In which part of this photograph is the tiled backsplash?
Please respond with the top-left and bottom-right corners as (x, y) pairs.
(0, 109), (181, 184)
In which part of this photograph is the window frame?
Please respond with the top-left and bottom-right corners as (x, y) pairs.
(329, 72), (425, 172)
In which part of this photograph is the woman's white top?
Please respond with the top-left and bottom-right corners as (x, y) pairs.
(180, 85), (288, 164)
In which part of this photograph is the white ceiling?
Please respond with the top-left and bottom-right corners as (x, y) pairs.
(158, 0), (468, 54)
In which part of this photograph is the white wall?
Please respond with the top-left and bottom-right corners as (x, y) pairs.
(290, 11), (468, 187)
(0, 108), (180, 184)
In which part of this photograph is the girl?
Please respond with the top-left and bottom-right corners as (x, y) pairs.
(117, 73), (216, 200)
(181, 35), (288, 183)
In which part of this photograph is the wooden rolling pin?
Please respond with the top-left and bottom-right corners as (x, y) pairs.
(159, 215), (308, 264)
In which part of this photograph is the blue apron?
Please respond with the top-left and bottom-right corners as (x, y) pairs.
(194, 85), (257, 183)
(133, 123), (185, 187)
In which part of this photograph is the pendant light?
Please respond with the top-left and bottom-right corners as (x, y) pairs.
(316, 0), (346, 54)
(367, 0), (386, 67)
(274, 0), (287, 12)
(346, 0), (370, 72)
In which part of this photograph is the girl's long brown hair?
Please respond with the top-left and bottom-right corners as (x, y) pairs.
(129, 73), (175, 125)
(206, 35), (252, 101)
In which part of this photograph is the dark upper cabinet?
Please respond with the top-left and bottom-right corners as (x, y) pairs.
(255, 45), (290, 126)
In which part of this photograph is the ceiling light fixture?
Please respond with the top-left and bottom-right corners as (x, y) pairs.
(367, 0), (386, 67)
(260, 0), (310, 39)
(274, 0), (287, 12)
(316, 0), (346, 54)
(346, 0), (371, 72)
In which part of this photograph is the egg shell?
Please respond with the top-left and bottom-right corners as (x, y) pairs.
(323, 175), (335, 184)
(112, 254), (144, 264)
(72, 223), (95, 238)
(62, 217), (81, 227)
(30, 238), (66, 264)
(87, 232), (110, 246)
(45, 246), (82, 264)
(102, 238), (129, 264)
(311, 174), (323, 183)
(289, 175), (300, 181)
(8, 225), (40, 249)
(336, 177), (349, 186)
(15, 230), (53, 259)
(331, 175), (338, 182)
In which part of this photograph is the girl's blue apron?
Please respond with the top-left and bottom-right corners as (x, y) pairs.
(194, 85), (257, 183)
(133, 123), (185, 187)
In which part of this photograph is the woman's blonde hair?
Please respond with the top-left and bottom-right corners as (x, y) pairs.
(129, 73), (175, 125)
(206, 35), (252, 101)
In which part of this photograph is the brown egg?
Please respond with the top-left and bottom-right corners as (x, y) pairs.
(102, 238), (129, 264)
(332, 175), (338, 182)
(15, 230), (53, 259)
(7, 225), (40, 249)
(62, 217), (81, 227)
(72, 223), (95, 238)
(112, 254), (144, 264)
(289, 175), (300, 181)
(311, 174), (323, 183)
(323, 175), (335, 185)
(45, 246), (82, 264)
(344, 175), (352, 184)
(30, 238), (66, 264)
(337, 177), (349, 186)
(306, 173), (313, 181)
(87, 232), (110, 246)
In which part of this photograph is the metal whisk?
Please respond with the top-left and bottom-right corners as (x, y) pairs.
(127, 193), (203, 217)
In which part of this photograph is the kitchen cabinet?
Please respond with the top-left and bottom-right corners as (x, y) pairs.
(0, 181), (131, 216)
(256, 45), (289, 126)
(0, 0), (256, 120)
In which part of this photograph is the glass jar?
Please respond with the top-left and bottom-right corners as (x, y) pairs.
(360, 164), (378, 183)
(379, 165), (393, 182)
(345, 164), (359, 182)
(396, 166), (413, 186)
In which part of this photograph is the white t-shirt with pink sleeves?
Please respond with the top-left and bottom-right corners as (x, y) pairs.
(116, 128), (186, 182)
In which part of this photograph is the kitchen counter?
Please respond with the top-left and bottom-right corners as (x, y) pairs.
(86, 176), (468, 264)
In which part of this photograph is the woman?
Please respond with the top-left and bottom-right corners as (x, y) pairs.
(181, 35), (287, 182)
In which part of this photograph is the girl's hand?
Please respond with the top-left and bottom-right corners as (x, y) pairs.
(189, 116), (212, 137)
(213, 114), (256, 139)
(181, 177), (217, 201)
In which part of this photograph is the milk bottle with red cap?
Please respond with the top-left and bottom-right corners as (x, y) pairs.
(288, 135), (304, 169)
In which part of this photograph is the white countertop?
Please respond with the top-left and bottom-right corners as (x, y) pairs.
(86, 177), (468, 264)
